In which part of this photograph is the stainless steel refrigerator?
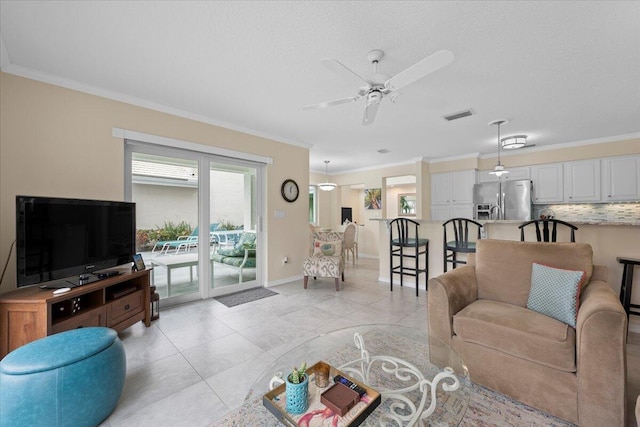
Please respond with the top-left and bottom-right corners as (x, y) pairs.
(473, 180), (533, 220)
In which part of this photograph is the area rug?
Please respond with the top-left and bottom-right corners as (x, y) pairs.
(214, 287), (278, 308)
(210, 328), (575, 427)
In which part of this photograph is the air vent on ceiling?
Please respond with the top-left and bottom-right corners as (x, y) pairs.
(443, 109), (475, 121)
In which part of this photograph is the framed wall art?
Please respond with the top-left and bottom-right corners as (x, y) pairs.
(364, 188), (382, 210)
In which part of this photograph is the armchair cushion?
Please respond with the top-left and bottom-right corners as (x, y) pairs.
(454, 300), (576, 372)
(527, 263), (585, 327)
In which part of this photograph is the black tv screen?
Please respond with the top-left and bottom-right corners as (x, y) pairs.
(16, 196), (136, 287)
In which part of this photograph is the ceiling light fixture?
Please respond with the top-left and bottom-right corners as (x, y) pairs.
(318, 160), (337, 191)
(488, 120), (509, 177)
(501, 134), (527, 150)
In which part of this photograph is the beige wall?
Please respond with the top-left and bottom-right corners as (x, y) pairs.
(0, 72), (310, 294)
(429, 156), (480, 174)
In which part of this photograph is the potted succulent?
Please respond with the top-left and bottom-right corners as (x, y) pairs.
(285, 362), (308, 414)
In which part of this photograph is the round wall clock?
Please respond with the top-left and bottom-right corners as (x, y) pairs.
(281, 179), (299, 202)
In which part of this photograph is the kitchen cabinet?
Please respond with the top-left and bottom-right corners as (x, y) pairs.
(564, 159), (601, 202)
(430, 205), (452, 221)
(531, 163), (563, 203)
(477, 166), (530, 183)
(452, 204), (474, 219)
(431, 172), (451, 205)
(602, 155), (640, 201)
(451, 170), (475, 204)
(430, 170), (475, 220)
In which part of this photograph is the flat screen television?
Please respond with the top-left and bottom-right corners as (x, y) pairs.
(16, 196), (136, 288)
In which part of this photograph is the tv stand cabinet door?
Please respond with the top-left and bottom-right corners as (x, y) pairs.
(0, 301), (48, 357)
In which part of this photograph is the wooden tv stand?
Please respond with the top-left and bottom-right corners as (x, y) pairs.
(0, 269), (151, 359)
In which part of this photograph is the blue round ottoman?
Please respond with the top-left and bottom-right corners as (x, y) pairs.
(0, 327), (126, 427)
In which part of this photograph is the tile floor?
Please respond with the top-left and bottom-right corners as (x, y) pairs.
(100, 258), (640, 427)
(101, 258), (429, 426)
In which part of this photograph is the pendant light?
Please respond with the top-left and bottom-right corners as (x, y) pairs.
(318, 160), (337, 191)
(488, 120), (509, 177)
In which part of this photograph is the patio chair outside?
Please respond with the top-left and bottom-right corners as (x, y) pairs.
(152, 223), (219, 255)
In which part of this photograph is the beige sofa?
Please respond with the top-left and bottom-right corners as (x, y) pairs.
(428, 239), (627, 426)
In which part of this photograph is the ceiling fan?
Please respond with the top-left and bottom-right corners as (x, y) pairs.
(303, 49), (455, 125)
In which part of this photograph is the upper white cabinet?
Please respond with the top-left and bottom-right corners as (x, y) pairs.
(431, 172), (451, 205)
(477, 166), (530, 183)
(531, 163), (564, 203)
(451, 170), (475, 204)
(602, 155), (640, 201)
(430, 170), (475, 220)
(564, 159), (601, 202)
(430, 204), (452, 221)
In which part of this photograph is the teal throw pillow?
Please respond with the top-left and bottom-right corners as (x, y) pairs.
(527, 263), (585, 328)
(313, 239), (342, 257)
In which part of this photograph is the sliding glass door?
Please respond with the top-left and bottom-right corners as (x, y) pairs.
(125, 142), (263, 305)
(207, 162), (258, 293)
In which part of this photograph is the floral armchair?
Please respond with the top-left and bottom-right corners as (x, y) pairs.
(303, 231), (344, 291)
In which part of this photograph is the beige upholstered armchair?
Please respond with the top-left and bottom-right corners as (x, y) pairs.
(428, 239), (627, 427)
(303, 231), (344, 291)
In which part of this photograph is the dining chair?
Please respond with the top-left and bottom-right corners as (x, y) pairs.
(442, 218), (483, 272)
(518, 219), (578, 242)
(343, 223), (357, 265)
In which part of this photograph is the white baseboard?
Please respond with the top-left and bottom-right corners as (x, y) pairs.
(378, 276), (420, 289)
(266, 274), (302, 287)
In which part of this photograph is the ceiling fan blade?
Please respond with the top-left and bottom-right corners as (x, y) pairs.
(303, 95), (362, 110)
(321, 58), (370, 88)
(384, 50), (455, 91)
(362, 102), (379, 126)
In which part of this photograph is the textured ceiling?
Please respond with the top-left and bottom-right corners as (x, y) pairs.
(1, 1), (639, 174)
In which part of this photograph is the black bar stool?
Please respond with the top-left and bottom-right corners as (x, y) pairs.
(618, 257), (640, 318)
(442, 218), (483, 272)
(518, 219), (578, 242)
(389, 218), (429, 297)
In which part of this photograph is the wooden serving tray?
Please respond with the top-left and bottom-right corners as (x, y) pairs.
(262, 361), (381, 427)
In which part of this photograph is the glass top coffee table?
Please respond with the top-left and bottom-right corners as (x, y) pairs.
(240, 324), (470, 427)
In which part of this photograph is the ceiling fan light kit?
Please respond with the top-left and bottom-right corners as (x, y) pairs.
(318, 160), (337, 191)
(501, 135), (527, 150)
(488, 120), (510, 177)
(304, 49), (455, 125)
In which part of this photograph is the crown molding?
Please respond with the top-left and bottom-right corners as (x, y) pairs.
(428, 152), (481, 164)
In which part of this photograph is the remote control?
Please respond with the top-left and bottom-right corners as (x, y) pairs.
(333, 375), (366, 397)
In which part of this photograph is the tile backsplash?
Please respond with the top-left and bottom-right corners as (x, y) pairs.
(533, 203), (640, 222)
